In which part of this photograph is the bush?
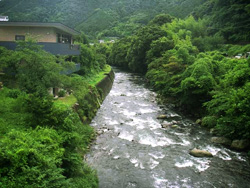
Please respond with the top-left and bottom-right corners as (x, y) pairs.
(0, 128), (69, 188)
(24, 94), (54, 127)
(205, 59), (250, 139)
(202, 116), (217, 128)
(7, 89), (23, 98)
(58, 89), (66, 97)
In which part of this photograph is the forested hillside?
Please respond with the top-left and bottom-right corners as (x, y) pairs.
(1, 0), (249, 42)
(107, 0), (250, 141)
(0, 0), (207, 38)
(1, 0), (250, 186)
(0, 37), (111, 187)
(193, 0), (250, 43)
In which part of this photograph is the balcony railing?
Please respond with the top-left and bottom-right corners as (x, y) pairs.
(0, 41), (81, 56)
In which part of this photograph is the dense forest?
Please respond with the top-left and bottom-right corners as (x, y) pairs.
(0, 38), (110, 187)
(1, 0), (249, 41)
(1, 0), (250, 187)
(108, 1), (250, 140)
(0, 0), (206, 38)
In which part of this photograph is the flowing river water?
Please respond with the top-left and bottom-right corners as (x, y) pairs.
(86, 69), (250, 188)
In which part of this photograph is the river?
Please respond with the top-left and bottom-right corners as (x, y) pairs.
(86, 69), (250, 188)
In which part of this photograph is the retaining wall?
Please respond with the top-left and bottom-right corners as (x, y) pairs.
(96, 69), (115, 100)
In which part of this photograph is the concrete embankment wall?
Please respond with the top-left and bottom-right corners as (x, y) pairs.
(77, 68), (115, 123)
(96, 69), (115, 100)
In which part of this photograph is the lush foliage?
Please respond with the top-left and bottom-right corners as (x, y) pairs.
(0, 88), (98, 187)
(1, 0), (249, 43)
(193, 0), (250, 43)
(0, 40), (109, 187)
(0, 40), (74, 96)
(0, 0), (207, 38)
(0, 127), (67, 188)
(77, 44), (106, 76)
(204, 58), (250, 139)
(108, 13), (250, 140)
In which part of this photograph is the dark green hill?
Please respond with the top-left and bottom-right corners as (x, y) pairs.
(193, 0), (250, 43)
(0, 0), (207, 38)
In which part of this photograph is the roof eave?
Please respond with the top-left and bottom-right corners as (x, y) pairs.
(0, 22), (80, 36)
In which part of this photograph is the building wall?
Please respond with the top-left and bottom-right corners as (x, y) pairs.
(0, 26), (57, 42)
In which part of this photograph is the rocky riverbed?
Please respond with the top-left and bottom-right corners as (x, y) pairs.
(86, 68), (250, 188)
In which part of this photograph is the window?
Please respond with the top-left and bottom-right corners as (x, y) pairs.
(15, 35), (25, 41)
(56, 33), (71, 44)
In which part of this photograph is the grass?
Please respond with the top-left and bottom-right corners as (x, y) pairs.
(54, 94), (77, 107)
(85, 65), (111, 86)
(54, 65), (111, 107)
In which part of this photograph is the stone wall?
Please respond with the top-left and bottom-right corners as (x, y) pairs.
(75, 68), (115, 123)
(96, 69), (115, 100)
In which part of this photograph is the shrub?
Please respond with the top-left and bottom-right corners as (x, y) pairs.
(205, 59), (250, 139)
(24, 93), (54, 127)
(202, 116), (217, 128)
(6, 89), (24, 98)
(58, 89), (66, 97)
(0, 128), (68, 188)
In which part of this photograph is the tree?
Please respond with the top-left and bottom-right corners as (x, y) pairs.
(108, 37), (132, 69)
(0, 128), (69, 188)
(17, 50), (62, 96)
(148, 14), (174, 26)
(126, 26), (166, 73)
(3, 40), (66, 96)
(204, 59), (250, 139)
(74, 32), (89, 45)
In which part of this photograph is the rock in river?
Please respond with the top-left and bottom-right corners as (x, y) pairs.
(189, 148), (213, 158)
(161, 122), (171, 128)
(231, 140), (250, 150)
(157, 115), (168, 119)
(211, 137), (232, 146)
(195, 119), (202, 125)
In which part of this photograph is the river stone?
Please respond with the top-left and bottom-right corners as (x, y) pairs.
(210, 128), (217, 135)
(189, 148), (213, 157)
(73, 103), (80, 111)
(195, 119), (202, 125)
(161, 122), (173, 128)
(231, 140), (250, 150)
(157, 115), (168, 119)
(211, 137), (232, 146)
(96, 130), (104, 135)
(171, 125), (178, 128)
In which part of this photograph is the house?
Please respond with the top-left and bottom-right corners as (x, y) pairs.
(0, 16), (9, 21)
(0, 22), (82, 97)
(0, 22), (81, 55)
(99, 40), (105, 44)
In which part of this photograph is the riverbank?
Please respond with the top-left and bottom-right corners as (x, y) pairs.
(55, 65), (113, 107)
(107, 12), (250, 147)
(0, 65), (114, 187)
(86, 68), (250, 188)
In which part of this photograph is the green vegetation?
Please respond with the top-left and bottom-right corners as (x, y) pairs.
(0, 88), (98, 188)
(1, 0), (250, 185)
(85, 65), (111, 86)
(55, 94), (77, 107)
(0, 0), (207, 39)
(1, 0), (249, 41)
(0, 39), (110, 187)
(193, 0), (250, 43)
(108, 12), (250, 141)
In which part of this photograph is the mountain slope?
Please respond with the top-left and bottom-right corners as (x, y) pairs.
(0, 0), (207, 38)
(193, 0), (250, 42)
